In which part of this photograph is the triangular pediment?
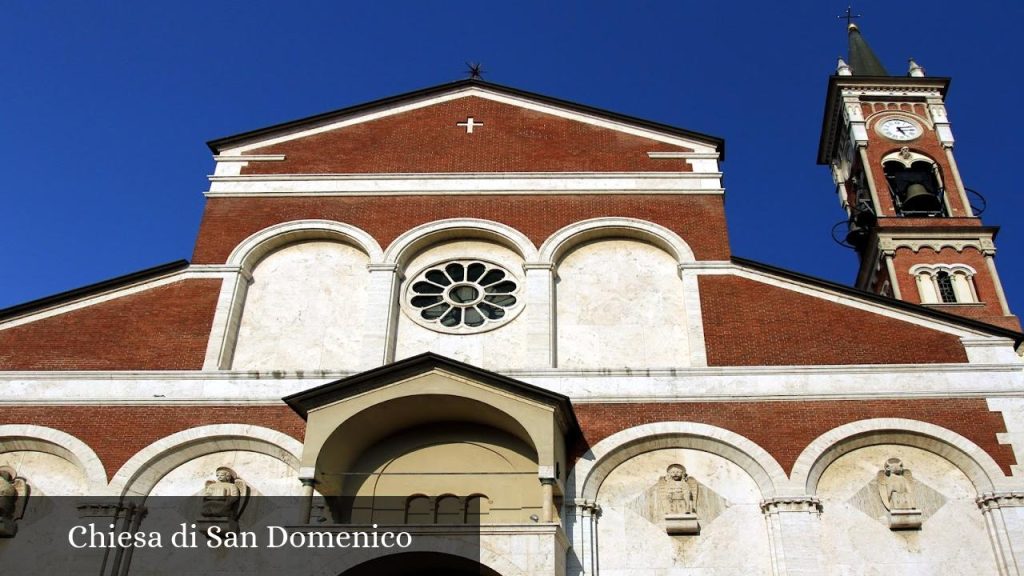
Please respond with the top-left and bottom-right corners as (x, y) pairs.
(208, 80), (723, 174)
(282, 352), (577, 426)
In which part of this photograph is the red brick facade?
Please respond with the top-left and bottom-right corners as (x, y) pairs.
(699, 275), (970, 365)
(0, 405), (304, 480)
(572, 398), (1016, 475)
(191, 195), (732, 263)
(0, 279), (221, 371)
(241, 96), (694, 174)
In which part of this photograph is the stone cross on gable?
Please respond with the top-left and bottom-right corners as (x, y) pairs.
(457, 117), (483, 134)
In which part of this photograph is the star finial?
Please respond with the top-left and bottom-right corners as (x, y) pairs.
(466, 62), (485, 80)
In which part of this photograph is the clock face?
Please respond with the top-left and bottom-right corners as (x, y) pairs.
(878, 118), (921, 141)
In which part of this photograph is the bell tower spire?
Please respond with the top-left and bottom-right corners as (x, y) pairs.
(818, 18), (1019, 330)
(846, 23), (888, 76)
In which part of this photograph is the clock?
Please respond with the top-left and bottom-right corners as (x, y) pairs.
(877, 117), (921, 141)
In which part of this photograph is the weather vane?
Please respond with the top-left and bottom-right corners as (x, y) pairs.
(466, 62), (485, 80)
(838, 6), (861, 27)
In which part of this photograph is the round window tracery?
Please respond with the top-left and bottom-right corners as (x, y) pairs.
(405, 260), (522, 333)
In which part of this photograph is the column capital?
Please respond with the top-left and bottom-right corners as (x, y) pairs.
(760, 496), (823, 515)
(976, 491), (1024, 511)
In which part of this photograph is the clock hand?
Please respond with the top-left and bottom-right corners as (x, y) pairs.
(896, 126), (906, 134)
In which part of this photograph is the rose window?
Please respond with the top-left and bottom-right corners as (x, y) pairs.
(405, 261), (522, 333)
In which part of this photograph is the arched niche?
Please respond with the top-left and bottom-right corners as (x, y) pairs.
(0, 425), (107, 494)
(109, 425), (302, 498)
(815, 444), (1000, 574)
(554, 237), (690, 368)
(314, 395), (539, 524)
(789, 418), (1010, 496)
(232, 237), (372, 370)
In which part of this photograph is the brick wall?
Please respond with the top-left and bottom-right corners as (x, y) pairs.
(0, 405), (304, 480)
(699, 275), (969, 365)
(0, 279), (221, 371)
(241, 96), (695, 174)
(572, 398), (1015, 474)
(192, 195), (731, 263)
(890, 246), (1019, 329)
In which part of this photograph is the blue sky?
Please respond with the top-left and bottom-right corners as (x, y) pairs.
(3, 1), (1023, 318)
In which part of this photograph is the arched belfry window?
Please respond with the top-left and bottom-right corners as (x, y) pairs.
(910, 264), (978, 304)
(883, 150), (945, 217)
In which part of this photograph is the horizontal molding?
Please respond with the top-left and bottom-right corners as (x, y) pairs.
(1, 362), (1019, 381)
(212, 154), (286, 162)
(209, 171), (721, 181)
(1, 362), (1020, 407)
(647, 151), (719, 159)
(205, 189), (726, 198)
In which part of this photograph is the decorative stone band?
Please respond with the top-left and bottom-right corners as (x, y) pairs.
(976, 491), (1024, 512)
(759, 496), (823, 515)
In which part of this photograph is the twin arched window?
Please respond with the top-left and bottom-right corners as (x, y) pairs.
(911, 265), (978, 304)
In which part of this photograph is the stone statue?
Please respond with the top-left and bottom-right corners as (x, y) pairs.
(0, 466), (30, 538)
(198, 467), (250, 535)
(660, 464), (699, 514)
(658, 464), (700, 535)
(876, 458), (921, 530)
(877, 458), (915, 510)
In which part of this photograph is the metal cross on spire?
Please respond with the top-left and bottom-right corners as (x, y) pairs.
(838, 5), (861, 27)
(465, 62), (485, 80)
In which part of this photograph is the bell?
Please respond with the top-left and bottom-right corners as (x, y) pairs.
(845, 221), (869, 249)
(901, 183), (942, 213)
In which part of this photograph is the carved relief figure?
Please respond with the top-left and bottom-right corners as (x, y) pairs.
(659, 464), (699, 515)
(199, 466), (250, 533)
(876, 458), (916, 511)
(0, 466), (30, 538)
(656, 463), (701, 535)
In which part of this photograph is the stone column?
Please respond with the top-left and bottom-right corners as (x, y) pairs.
(360, 264), (402, 368)
(298, 477), (318, 525)
(983, 250), (1013, 316)
(567, 499), (600, 576)
(977, 491), (1024, 576)
(540, 478), (557, 523)
(524, 263), (556, 368)
(883, 252), (903, 299)
(760, 497), (824, 576)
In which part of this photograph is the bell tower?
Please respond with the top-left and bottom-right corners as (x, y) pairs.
(818, 20), (1019, 330)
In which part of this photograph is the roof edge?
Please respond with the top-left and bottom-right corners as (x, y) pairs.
(731, 256), (1023, 345)
(207, 78), (726, 160)
(0, 260), (190, 322)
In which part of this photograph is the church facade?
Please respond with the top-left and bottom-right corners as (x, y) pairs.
(1, 26), (1023, 576)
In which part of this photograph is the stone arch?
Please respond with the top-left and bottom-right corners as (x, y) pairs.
(572, 422), (790, 501)
(790, 418), (1014, 496)
(383, 219), (538, 267)
(0, 424), (108, 492)
(226, 219), (384, 269)
(109, 424), (303, 498)
(538, 217), (696, 266)
(329, 549), (524, 576)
